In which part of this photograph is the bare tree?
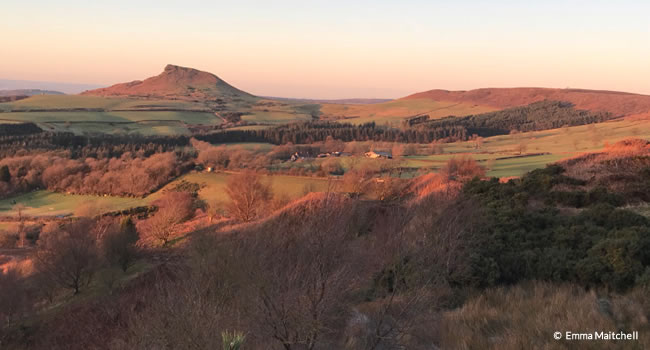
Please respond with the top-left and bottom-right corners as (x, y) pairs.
(35, 219), (100, 295)
(225, 171), (272, 222)
(0, 268), (31, 328)
(244, 195), (364, 350)
(140, 192), (194, 246)
(343, 168), (373, 197)
(440, 156), (486, 182)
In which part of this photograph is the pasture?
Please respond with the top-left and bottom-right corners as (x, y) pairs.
(0, 172), (335, 218)
(167, 172), (335, 203)
(320, 98), (496, 125)
(0, 191), (150, 217)
(0, 94), (207, 111)
(0, 110), (221, 135)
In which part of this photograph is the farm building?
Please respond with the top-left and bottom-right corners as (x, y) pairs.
(364, 151), (392, 159)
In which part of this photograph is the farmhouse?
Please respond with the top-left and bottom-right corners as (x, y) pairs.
(364, 151), (392, 159)
(290, 152), (306, 162)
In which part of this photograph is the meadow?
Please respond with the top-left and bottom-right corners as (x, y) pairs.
(0, 95), (208, 111)
(320, 98), (496, 125)
(0, 111), (220, 135)
(0, 191), (150, 217)
(0, 172), (335, 218)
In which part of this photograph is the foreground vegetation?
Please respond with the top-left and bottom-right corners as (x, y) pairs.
(0, 138), (648, 349)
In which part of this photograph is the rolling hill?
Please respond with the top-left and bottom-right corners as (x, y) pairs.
(403, 87), (650, 117)
(3, 65), (650, 134)
(0, 89), (64, 97)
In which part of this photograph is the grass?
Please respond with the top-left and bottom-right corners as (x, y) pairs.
(170, 172), (334, 203)
(439, 282), (650, 350)
(0, 111), (220, 135)
(320, 98), (496, 125)
(398, 115), (650, 177)
(0, 191), (150, 217)
(485, 154), (568, 178)
(0, 95), (206, 111)
(0, 172), (335, 218)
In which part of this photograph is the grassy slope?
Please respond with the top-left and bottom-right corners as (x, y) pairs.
(176, 172), (333, 204)
(0, 95), (207, 111)
(0, 172), (334, 218)
(0, 111), (219, 135)
(320, 98), (496, 125)
(0, 191), (149, 217)
(399, 115), (650, 177)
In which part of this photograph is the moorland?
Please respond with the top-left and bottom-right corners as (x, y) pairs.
(1, 65), (649, 350)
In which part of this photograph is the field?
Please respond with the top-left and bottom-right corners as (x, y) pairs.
(320, 98), (496, 125)
(166, 172), (334, 204)
(0, 94), (208, 111)
(0, 172), (335, 218)
(0, 191), (150, 217)
(0, 111), (221, 135)
(0, 95), (318, 134)
(398, 115), (650, 177)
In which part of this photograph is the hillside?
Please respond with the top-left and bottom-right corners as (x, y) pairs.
(82, 64), (256, 102)
(404, 87), (650, 117)
(0, 89), (64, 97)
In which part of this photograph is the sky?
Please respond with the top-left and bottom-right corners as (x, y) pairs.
(2, 0), (649, 99)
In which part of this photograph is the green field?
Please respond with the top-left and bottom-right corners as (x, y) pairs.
(0, 95), (316, 134)
(0, 191), (150, 217)
(0, 110), (220, 135)
(170, 172), (334, 204)
(0, 95), (207, 111)
(0, 172), (335, 218)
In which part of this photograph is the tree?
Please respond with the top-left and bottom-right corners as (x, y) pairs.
(35, 219), (99, 295)
(321, 157), (344, 175)
(441, 156), (486, 182)
(0, 165), (10, 182)
(343, 168), (373, 197)
(102, 216), (140, 272)
(225, 171), (272, 222)
(0, 268), (31, 328)
(141, 192), (194, 245)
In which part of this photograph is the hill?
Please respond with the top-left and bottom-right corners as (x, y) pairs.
(403, 87), (650, 117)
(82, 64), (256, 102)
(0, 89), (64, 97)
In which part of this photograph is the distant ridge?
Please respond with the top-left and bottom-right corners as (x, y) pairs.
(82, 64), (255, 101)
(403, 87), (650, 116)
(264, 96), (392, 105)
(0, 89), (64, 97)
(0, 79), (101, 94)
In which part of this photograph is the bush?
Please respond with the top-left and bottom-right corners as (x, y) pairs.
(441, 156), (485, 181)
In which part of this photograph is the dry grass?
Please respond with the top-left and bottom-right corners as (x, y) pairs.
(440, 282), (649, 350)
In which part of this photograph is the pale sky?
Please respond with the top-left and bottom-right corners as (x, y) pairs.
(2, 0), (649, 99)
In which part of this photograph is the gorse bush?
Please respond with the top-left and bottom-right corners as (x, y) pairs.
(463, 165), (650, 291)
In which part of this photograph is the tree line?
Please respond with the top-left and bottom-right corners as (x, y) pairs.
(196, 100), (615, 145)
(0, 132), (190, 159)
(418, 100), (615, 136)
(0, 122), (43, 136)
(196, 121), (471, 144)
